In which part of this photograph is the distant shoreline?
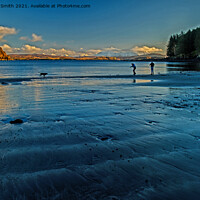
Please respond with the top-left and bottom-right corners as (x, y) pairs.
(0, 54), (200, 62)
(2, 59), (200, 63)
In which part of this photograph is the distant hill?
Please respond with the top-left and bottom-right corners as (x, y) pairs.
(9, 54), (121, 61)
(9, 54), (72, 60)
(8, 53), (165, 61)
(0, 47), (10, 60)
(117, 53), (165, 61)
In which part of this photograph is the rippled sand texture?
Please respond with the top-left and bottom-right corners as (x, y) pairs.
(1, 72), (200, 200)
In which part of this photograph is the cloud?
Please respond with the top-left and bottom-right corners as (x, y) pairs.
(19, 36), (29, 41)
(1, 44), (20, 53)
(102, 47), (120, 52)
(3, 44), (101, 57)
(1, 44), (131, 57)
(131, 46), (163, 55)
(4, 44), (77, 56)
(79, 46), (163, 57)
(20, 33), (43, 42)
(0, 26), (17, 41)
(44, 47), (76, 56)
(21, 44), (43, 53)
(80, 49), (102, 57)
(79, 47), (122, 57)
(2, 44), (163, 57)
(31, 33), (43, 42)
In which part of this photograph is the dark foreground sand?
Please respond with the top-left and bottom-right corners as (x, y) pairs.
(0, 72), (200, 200)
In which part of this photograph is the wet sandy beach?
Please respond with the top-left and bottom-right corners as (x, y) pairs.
(0, 71), (200, 199)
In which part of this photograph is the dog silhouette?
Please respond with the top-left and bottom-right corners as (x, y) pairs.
(40, 73), (48, 77)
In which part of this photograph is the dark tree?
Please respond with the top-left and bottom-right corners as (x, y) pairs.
(175, 33), (186, 58)
(167, 36), (175, 57)
(167, 35), (178, 57)
(167, 27), (200, 59)
(195, 28), (200, 56)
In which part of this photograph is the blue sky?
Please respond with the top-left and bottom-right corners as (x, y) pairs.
(0, 0), (200, 56)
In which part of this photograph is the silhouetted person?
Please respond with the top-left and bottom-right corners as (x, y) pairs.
(130, 63), (136, 75)
(150, 62), (155, 75)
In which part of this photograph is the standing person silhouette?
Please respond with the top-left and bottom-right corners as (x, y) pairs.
(150, 62), (155, 75)
(130, 63), (136, 75)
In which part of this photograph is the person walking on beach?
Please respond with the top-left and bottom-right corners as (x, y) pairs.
(130, 63), (136, 75)
(150, 62), (155, 75)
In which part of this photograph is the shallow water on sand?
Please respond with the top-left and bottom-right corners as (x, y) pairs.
(0, 61), (200, 199)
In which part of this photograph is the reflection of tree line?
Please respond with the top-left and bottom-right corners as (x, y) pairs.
(167, 62), (200, 71)
(167, 27), (200, 59)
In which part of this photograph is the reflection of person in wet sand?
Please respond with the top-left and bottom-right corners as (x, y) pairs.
(130, 63), (136, 75)
(150, 62), (155, 75)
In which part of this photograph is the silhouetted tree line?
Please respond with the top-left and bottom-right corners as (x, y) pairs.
(167, 27), (200, 59)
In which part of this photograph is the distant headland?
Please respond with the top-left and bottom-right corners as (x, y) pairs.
(0, 47), (10, 60)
